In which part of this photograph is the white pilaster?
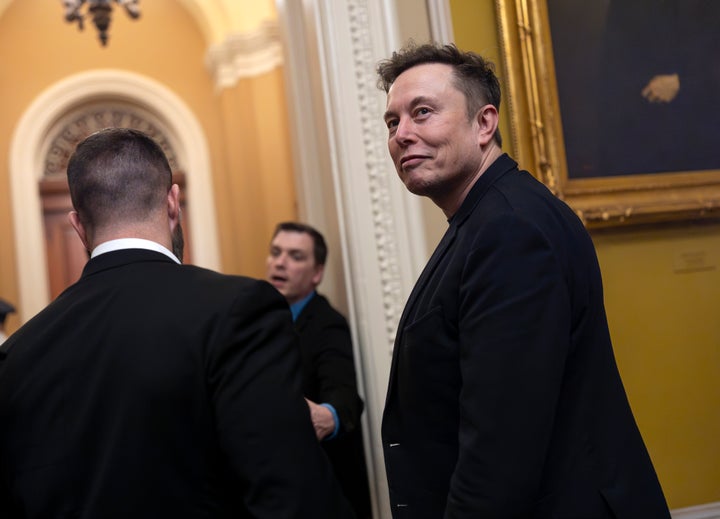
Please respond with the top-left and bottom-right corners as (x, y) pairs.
(277, 1), (428, 517)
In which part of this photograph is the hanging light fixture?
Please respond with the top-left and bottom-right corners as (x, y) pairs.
(61, 0), (141, 47)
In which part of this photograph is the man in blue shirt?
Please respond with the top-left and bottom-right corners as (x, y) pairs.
(266, 222), (372, 519)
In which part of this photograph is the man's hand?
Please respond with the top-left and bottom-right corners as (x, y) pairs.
(305, 398), (336, 440)
(641, 73), (680, 103)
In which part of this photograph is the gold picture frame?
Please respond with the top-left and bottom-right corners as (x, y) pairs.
(496, 0), (720, 228)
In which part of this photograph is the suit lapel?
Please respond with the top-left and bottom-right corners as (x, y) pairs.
(385, 223), (457, 400)
(396, 154), (517, 329)
(293, 292), (321, 333)
(385, 154), (518, 404)
(397, 224), (456, 334)
(294, 305), (311, 332)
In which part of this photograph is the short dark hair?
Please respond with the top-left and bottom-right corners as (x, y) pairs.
(272, 222), (328, 266)
(66, 128), (173, 231)
(377, 42), (502, 146)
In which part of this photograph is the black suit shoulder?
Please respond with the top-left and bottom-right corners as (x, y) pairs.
(0, 251), (353, 518)
(296, 293), (347, 328)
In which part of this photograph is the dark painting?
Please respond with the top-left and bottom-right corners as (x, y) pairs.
(547, 0), (720, 179)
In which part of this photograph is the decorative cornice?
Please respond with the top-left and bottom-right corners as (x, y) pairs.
(205, 20), (283, 90)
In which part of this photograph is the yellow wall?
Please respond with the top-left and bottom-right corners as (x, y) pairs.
(594, 223), (720, 507)
(0, 0), (297, 331)
(449, 0), (512, 154)
(215, 71), (297, 277)
(450, 0), (720, 509)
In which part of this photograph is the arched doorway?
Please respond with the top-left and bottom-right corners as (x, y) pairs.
(39, 101), (192, 298)
(10, 70), (219, 321)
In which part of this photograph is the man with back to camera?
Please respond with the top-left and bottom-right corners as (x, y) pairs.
(266, 222), (372, 519)
(377, 42), (671, 518)
(0, 128), (354, 518)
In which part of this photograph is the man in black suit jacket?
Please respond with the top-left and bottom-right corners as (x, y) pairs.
(376, 43), (671, 518)
(0, 128), (353, 518)
(266, 222), (371, 518)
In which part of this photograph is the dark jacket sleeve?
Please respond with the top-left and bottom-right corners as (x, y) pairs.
(207, 280), (354, 518)
(309, 305), (364, 435)
(445, 213), (570, 517)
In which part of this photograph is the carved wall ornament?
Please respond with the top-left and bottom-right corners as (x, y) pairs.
(205, 20), (283, 90)
(44, 102), (180, 178)
(346, 0), (405, 349)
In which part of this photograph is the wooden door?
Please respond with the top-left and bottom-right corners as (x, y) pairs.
(41, 177), (87, 299)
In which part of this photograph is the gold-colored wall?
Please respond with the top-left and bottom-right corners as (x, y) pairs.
(595, 223), (720, 508)
(0, 0), (297, 333)
(450, 0), (720, 509)
(215, 71), (297, 277)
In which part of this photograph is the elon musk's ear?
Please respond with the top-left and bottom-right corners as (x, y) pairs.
(475, 104), (499, 146)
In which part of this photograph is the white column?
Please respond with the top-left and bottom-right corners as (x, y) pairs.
(277, 1), (429, 517)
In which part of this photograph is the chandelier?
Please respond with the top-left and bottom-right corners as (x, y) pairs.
(61, 0), (141, 47)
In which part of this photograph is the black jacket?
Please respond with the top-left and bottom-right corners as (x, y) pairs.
(382, 154), (670, 518)
(295, 293), (371, 518)
(0, 249), (353, 518)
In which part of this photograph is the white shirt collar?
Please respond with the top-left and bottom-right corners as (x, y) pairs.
(91, 238), (181, 264)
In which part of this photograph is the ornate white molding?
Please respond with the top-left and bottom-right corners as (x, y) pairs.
(344, 0), (406, 348)
(314, 0), (428, 360)
(277, 1), (429, 517)
(205, 20), (283, 89)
